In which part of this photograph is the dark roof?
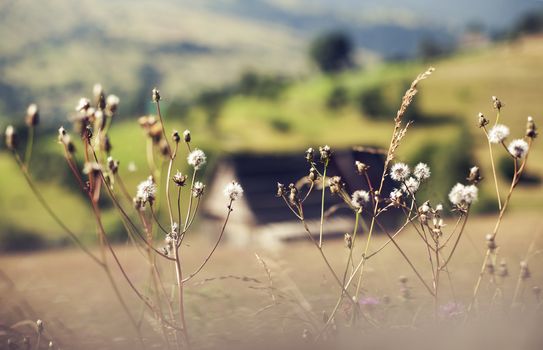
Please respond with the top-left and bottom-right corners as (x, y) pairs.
(217, 148), (400, 227)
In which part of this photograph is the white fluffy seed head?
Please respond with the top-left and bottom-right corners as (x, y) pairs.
(187, 149), (206, 169)
(402, 177), (420, 194)
(351, 190), (370, 210)
(390, 188), (403, 201)
(507, 139), (529, 158)
(488, 124), (510, 144)
(390, 163), (410, 182)
(224, 181), (244, 201)
(448, 183), (478, 206)
(413, 163), (431, 181)
(136, 177), (157, 204)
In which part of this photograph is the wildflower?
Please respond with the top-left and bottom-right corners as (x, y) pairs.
(467, 166), (482, 184)
(305, 147), (314, 162)
(355, 161), (369, 175)
(390, 163), (410, 181)
(192, 181), (205, 198)
(477, 112), (489, 128)
(413, 163), (430, 181)
(76, 97), (91, 112)
(152, 87), (161, 102)
(507, 139), (529, 158)
(351, 190), (370, 210)
(187, 149), (206, 169)
(25, 103), (39, 127)
(487, 124), (510, 144)
(4, 125), (17, 150)
(172, 171), (187, 186)
(136, 177), (157, 205)
(526, 116), (537, 138)
(401, 177), (420, 194)
(106, 95), (120, 114)
(224, 181), (244, 200)
(183, 129), (191, 143)
(448, 183), (478, 206)
(319, 145), (331, 162)
(492, 95), (502, 110)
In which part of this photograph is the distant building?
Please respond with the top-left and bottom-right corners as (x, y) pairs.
(202, 147), (400, 247)
(459, 32), (491, 51)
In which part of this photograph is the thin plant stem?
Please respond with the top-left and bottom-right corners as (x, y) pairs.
(318, 161), (328, 247)
(24, 126), (34, 167)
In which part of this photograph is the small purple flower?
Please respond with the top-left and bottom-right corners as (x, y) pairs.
(359, 296), (380, 308)
(439, 302), (464, 319)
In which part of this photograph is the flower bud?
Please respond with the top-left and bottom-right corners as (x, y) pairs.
(467, 166), (482, 184)
(477, 112), (488, 128)
(526, 116), (537, 139)
(4, 125), (17, 150)
(492, 96), (502, 110)
(183, 129), (191, 143)
(172, 130), (180, 143)
(25, 103), (40, 127)
(319, 145), (331, 163)
(152, 87), (161, 102)
(276, 182), (285, 197)
(172, 171), (187, 186)
(305, 147), (314, 162)
(355, 161), (369, 175)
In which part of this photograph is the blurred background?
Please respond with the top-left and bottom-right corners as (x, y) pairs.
(1, 0), (543, 250)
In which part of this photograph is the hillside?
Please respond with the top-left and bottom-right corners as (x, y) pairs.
(1, 0), (541, 125)
(1, 37), (543, 248)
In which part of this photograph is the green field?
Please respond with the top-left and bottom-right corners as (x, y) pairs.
(1, 37), (543, 247)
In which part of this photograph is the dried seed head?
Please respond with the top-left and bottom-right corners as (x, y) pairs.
(136, 176), (157, 206)
(183, 129), (191, 143)
(351, 190), (370, 211)
(354, 160), (369, 175)
(477, 112), (489, 128)
(187, 149), (207, 169)
(308, 167), (316, 182)
(192, 181), (205, 198)
(401, 177), (420, 194)
(83, 162), (102, 176)
(526, 116), (537, 139)
(507, 139), (529, 158)
(93, 83), (105, 109)
(76, 97), (91, 112)
(435, 203), (443, 212)
(413, 162), (431, 181)
(288, 183), (298, 205)
(319, 145), (331, 162)
(25, 103), (40, 127)
(448, 183), (478, 207)
(305, 147), (314, 162)
(152, 87), (161, 102)
(520, 261), (531, 280)
(485, 261), (495, 275)
(344, 233), (353, 249)
(390, 163), (410, 182)
(172, 130), (181, 143)
(107, 157), (119, 174)
(172, 171), (187, 186)
(328, 176), (343, 194)
(223, 181), (244, 201)
(106, 94), (120, 115)
(492, 96), (502, 110)
(467, 166), (483, 184)
(498, 260), (508, 278)
(36, 319), (44, 333)
(4, 125), (17, 150)
(488, 124), (510, 144)
(276, 182), (285, 197)
(486, 234), (497, 250)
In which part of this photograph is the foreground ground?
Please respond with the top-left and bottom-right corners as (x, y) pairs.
(1, 212), (542, 349)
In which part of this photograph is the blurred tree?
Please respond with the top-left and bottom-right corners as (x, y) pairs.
(513, 10), (543, 35)
(309, 30), (354, 73)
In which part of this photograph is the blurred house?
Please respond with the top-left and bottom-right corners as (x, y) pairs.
(202, 148), (400, 247)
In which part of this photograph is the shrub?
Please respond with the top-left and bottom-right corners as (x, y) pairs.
(309, 30), (354, 73)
